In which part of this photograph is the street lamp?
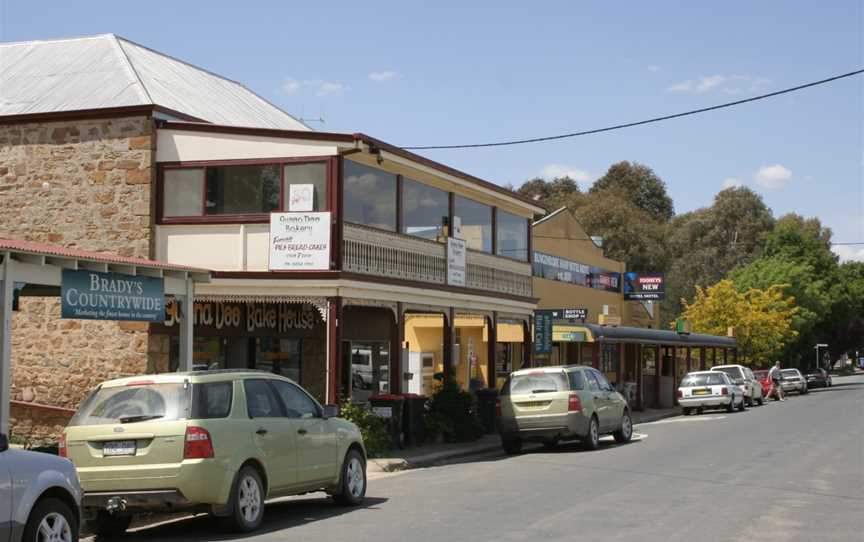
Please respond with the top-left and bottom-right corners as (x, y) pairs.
(815, 343), (828, 370)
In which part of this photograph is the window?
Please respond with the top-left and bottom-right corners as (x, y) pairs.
(508, 372), (568, 394)
(68, 383), (190, 426)
(164, 169), (204, 217)
(343, 160), (397, 231)
(496, 210), (528, 261)
(270, 380), (319, 419)
(284, 162), (327, 211)
(567, 371), (585, 391)
(401, 178), (448, 239)
(454, 196), (492, 253)
(192, 382), (233, 419)
(585, 371), (601, 391)
(243, 379), (282, 418)
(206, 164), (280, 215)
(594, 370), (613, 391)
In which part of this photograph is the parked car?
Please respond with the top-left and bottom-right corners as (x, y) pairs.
(780, 368), (808, 394)
(677, 371), (746, 415)
(752, 369), (773, 398)
(804, 368), (832, 388)
(497, 365), (633, 454)
(63, 370), (367, 536)
(711, 364), (764, 406)
(0, 432), (83, 542)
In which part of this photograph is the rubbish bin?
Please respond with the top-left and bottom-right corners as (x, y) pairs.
(369, 395), (406, 449)
(400, 393), (427, 447)
(475, 388), (499, 434)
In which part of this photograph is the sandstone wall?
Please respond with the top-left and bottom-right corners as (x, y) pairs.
(0, 115), (155, 443)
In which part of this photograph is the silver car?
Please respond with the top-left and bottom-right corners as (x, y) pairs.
(678, 371), (746, 414)
(711, 364), (764, 407)
(0, 433), (83, 542)
(780, 368), (809, 394)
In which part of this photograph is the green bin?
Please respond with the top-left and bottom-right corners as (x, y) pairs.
(400, 394), (427, 447)
(369, 395), (406, 449)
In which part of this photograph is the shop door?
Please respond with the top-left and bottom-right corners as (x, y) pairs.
(341, 341), (390, 403)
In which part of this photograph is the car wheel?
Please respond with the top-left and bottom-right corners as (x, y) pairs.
(333, 449), (367, 506)
(85, 510), (130, 538)
(613, 411), (633, 443)
(757, 394), (765, 406)
(582, 415), (600, 451)
(502, 437), (522, 455)
(682, 407), (691, 416)
(738, 396), (747, 411)
(223, 466), (265, 532)
(801, 386), (808, 395)
(542, 439), (559, 450)
(24, 498), (78, 542)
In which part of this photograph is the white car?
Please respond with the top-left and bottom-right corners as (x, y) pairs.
(0, 432), (83, 542)
(780, 368), (808, 394)
(677, 371), (746, 415)
(711, 364), (764, 407)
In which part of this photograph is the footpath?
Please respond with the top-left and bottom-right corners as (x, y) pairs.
(367, 406), (680, 474)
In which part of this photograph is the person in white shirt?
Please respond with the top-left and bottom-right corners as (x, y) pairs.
(767, 361), (785, 401)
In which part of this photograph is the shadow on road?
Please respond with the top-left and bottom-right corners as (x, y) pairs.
(99, 496), (389, 541)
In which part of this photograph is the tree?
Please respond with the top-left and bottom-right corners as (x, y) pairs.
(590, 161), (674, 222)
(515, 176), (584, 212)
(825, 262), (864, 359)
(679, 280), (798, 366)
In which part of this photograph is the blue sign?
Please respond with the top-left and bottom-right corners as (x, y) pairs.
(61, 270), (165, 322)
(534, 310), (554, 355)
(623, 272), (666, 301)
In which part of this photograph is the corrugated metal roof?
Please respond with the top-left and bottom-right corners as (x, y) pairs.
(0, 34), (308, 130)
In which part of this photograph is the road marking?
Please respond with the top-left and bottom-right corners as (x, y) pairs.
(640, 415), (727, 425)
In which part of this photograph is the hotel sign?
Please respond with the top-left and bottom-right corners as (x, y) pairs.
(269, 212), (331, 271)
(623, 272), (666, 301)
(61, 269), (165, 322)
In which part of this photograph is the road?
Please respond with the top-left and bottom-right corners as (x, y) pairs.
(109, 375), (863, 542)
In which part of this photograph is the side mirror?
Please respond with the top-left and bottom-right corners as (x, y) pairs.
(322, 404), (340, 419)
(0, 433), (8, 452)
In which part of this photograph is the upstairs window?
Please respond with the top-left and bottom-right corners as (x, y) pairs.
(454, 196), (492, 253)
(343, 160), (397, 231)
(401, 178), (448, 240)
(496, 210), (528, 261)
(206, 164), (280, 215)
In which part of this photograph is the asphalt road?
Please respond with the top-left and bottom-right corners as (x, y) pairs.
(105, 374), (864, 542)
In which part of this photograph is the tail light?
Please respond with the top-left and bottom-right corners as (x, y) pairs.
(58, 434), (67, 458)
(495, 399), (502, 417)
(676, 389), (683, 399)
(184, 426), (214, 459)
(568, 393), (582, 412)
(720, 387), (729, 395)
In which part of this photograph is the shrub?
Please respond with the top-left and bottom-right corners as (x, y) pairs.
(339, 402), (391, 458)
(423, 379), (483, 443)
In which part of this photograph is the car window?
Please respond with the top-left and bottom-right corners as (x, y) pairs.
(192, 381), (233, 419)
(714, 366), (742, 380)
(508, 372), (568, 394)
(270, 380), (319, 419)
(593, 371), (613, 392)
(680, 373), (727, 387)
(567, 371), (584, 391)
(585, 371), (601, 391)
(243, 379), (282, 418)
(781, 369), (797, 377)
(69, 383), (190, 426)
(744, 368), (754, 380)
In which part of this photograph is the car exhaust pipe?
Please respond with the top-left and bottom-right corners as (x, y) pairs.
(105, 496), (128, 514)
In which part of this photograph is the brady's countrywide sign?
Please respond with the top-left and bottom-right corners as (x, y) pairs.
(623, 272), (666, 301)
(61, 269), (165, 321)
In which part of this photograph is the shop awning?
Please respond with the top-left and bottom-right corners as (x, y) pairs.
(494, 322), (523, 342)
(582, 323), (736, 348)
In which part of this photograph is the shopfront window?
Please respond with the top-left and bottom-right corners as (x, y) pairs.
(496, 210), (528, 261)
(206, 164), (280, 214)
(343, 161), (397, 231)
(284, 162), (327, 211)
(341, 341), (390, 403)
(454, 196), (492, 253)
(401, 178), (448, 240)
(255, 337), (301, 382)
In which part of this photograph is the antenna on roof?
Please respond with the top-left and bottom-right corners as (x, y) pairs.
(298, 106), (325, 126)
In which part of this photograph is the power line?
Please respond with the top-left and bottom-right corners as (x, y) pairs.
(534, 234), (864, 246)
(402, 69), (864, 150)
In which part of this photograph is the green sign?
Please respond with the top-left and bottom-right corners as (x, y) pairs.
(561, 332), (587, 342)
(534, 310), (554, 355)
(61, 269), (165, 322)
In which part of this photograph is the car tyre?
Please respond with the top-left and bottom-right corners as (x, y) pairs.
(738, 396), (747, 411)
(542, 439), (558, 450)
(502, 437), (522, 455)
(582, 415), (600, 451)
(757, 394), (765, 406)
(85, 510), (130, 538)
(223, 466), (265, 533)
(333, 449), (367, 506)
(801, 385), (808, 395)
(682, 407), (691, 416)
(613, 411), (633, 443)
(726, 398), (735, 413)
(24, 498), (78, 542)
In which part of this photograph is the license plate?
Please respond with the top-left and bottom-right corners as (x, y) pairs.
(103, 440), (136, 457)
(693, 389), (710, 396)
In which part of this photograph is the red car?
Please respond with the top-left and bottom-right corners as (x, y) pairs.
(752, 370), (773, 398)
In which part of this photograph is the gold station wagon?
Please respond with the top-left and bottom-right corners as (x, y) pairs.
(62, 370), (367, 536)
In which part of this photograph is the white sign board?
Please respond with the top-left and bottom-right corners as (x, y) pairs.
(269, 212), (331, 270)
(447, 237), (467, 287)
(372, 406), (392, 418)
(288, 183), (314, 212)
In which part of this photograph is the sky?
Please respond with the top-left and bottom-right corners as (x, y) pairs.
(2, 1), (862, 261)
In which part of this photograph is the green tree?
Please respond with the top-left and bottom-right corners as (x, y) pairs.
(515, 176), (584, 212)
(590, 161), (674, 222)
(679, 280), (798, 365)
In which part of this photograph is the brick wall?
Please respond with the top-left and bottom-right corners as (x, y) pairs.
(0, 115), (155, 442)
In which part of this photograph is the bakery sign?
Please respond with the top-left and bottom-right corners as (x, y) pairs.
(161, 300), (321, 335)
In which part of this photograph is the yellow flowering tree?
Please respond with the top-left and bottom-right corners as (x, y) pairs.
(678, 280), (798, 365)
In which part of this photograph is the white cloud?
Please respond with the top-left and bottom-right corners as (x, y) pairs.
(647, 65), (661, 73)
(281, 78), (349, 97)
(832, 244), (864, 262)
(722, 177), (744, 189)
(754, 164), (792, 190)
(667, 74), (771, 95)
(369, 70), (400, 82)
(540, 164), (594, 188)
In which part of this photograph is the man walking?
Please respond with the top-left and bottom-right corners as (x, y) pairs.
(768, 361), (785, 401)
